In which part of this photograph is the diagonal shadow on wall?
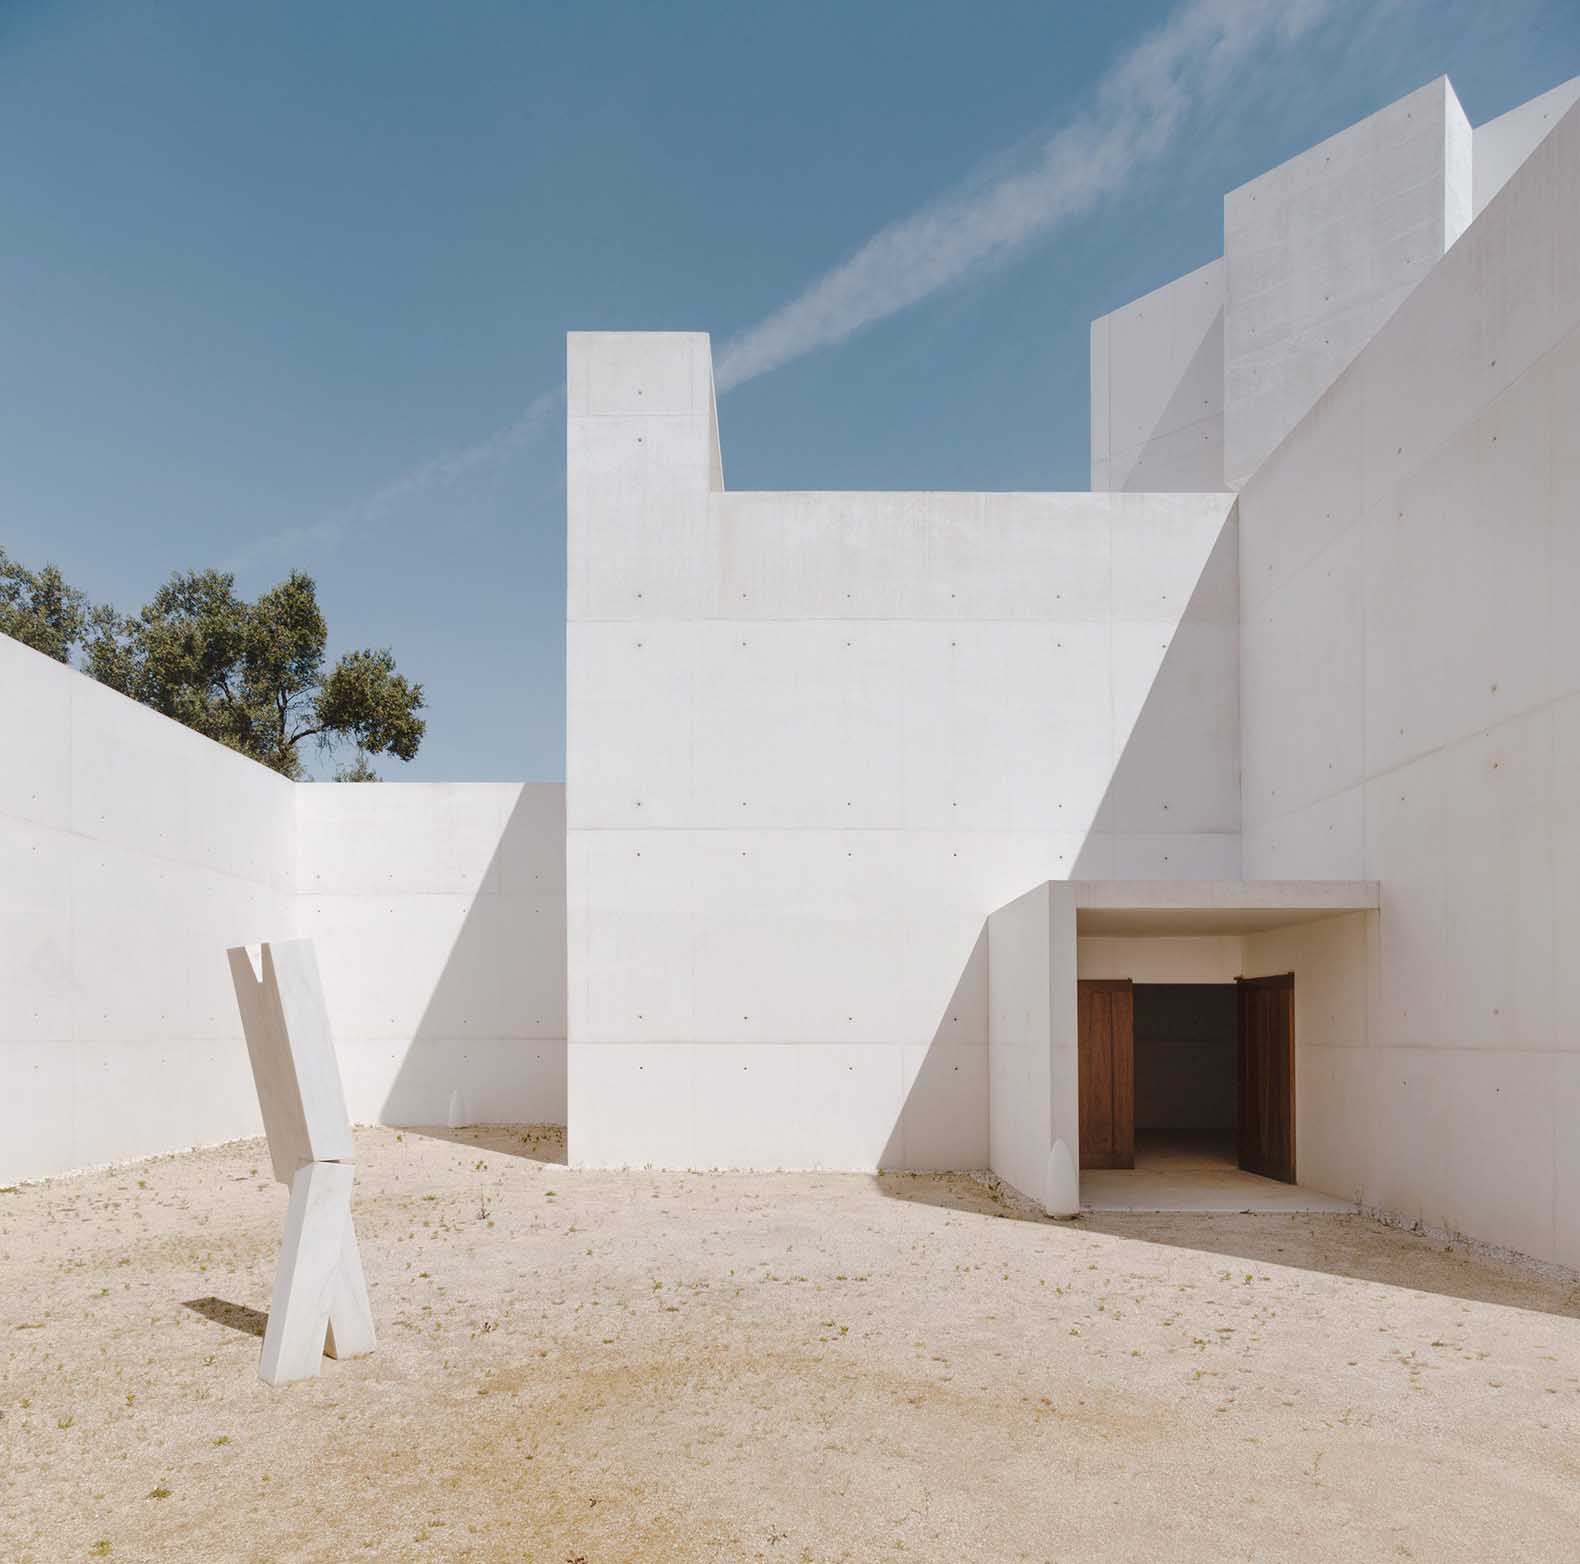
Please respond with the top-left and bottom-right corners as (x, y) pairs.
(1072, 506), (1239, 880)
(1104, 300), (1225, 493)
(374, 787), (567, 1135)
(876, 507), (1237, 1174)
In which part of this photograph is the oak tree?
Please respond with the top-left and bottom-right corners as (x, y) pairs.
(1, 549), (424, 781)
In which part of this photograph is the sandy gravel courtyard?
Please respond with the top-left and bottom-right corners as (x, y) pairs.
(3, 1125), (1578, 1563)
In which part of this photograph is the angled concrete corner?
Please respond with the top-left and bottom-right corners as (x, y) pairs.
(566, 331), (724, 624)
(1223, 76), (1471, 489)
(1090, 258), (1224, 493)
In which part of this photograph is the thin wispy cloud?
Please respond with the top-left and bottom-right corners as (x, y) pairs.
(246, 0), (1345, 567)
(714, 0), (1342, 391)
(227, 386), (564, 574)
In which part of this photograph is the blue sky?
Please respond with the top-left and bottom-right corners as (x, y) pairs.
(4, 0), (1577, 782)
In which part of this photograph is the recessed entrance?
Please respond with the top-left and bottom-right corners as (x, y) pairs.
(1134, 981), (1239, 1175)
(1076, 975), (1297, 1185)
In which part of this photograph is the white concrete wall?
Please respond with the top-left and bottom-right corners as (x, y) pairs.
(1240, 913), (1372, 1206)
(1076, 935), (1243, 983)
(2, 636), (568, 1182)
(566, 332), (1238, 1172)
(1091, 259), (1224, 493)
(987, 884), (1052, 1205)
(1224, 77), (1472, 490)
(295, 784), (566, 1128)
(1238, 95), (1580, 1266)
(1473, 75), (1580, 218)
(2, 635), (296, 1181)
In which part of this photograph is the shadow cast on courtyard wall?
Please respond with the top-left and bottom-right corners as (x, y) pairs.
(373, 507), (1228, 1173)
(1070, 506), (1238, 880)
(377, 788), (567, 1140)
(873, 509), (1236, 1180)
(877, 925), (986, 1173)
(1115, 300), (1224, 490)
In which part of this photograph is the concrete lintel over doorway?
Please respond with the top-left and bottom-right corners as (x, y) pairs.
(986, 880), (1379, 1217)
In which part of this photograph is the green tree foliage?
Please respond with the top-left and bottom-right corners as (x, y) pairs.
(0, 549), (423, 780)
(0, 546), (88, 662)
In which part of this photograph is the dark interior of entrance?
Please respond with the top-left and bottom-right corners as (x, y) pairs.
(1076, 973), (1297, 1183)
(1133, 984), (1237, 1171)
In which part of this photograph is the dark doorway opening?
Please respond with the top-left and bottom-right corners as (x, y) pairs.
(1077, 976), (1297, 1185)
(1132, 983), (1238, 1173)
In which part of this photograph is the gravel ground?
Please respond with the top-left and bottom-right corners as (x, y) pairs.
(3, 1124), (1578, 1564)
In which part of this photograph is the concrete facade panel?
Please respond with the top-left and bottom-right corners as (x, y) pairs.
(1240, 786), (1366, 882)
(1224, 78), (1469, 489)
(1472, 75), (1580, 218)
(1238, 92), (1580, 1264)
(1241, 524), (1365, 830)
(986, 883), (1052, 1207)
(1090, 258), (1224, 493)
(567, 332), (1239, 1172)
(898, 1040), (989, 1171)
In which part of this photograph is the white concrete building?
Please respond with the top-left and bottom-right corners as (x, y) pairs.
(5, 74), (1580, 1273)
(565, 72), (1580, 1268)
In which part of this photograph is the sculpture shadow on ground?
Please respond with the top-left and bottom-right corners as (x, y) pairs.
(183, 1295), (268, 1339)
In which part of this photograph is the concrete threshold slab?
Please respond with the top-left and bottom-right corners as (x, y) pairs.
(1081, 1168), (1357, 1214)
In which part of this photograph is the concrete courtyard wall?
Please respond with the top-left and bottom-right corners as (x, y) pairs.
(295, 783), (567, 1129)
(1, 635), (295, 1181)
(1, 638), (567, 1182)
(1237, 97), (1580, 1267)
(566, 332), (1239, 1172)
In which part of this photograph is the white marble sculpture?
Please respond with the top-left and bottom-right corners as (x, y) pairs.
(227, 939), (375, 1386)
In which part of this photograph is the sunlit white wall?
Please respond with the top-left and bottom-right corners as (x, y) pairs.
(1238, 94), (1580, 1266)
(0, 636), (567, 1183)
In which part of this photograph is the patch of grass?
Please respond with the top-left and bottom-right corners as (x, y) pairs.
(89, 1542), (111, 1558)
(148, 1485), (172, 1500)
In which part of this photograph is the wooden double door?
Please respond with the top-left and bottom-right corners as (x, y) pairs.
(1076, 974), (1295, 1183)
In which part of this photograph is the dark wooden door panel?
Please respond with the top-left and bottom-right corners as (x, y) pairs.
(1237, 974), (1295, 1184)
(1078, 979), (1134, 1170)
